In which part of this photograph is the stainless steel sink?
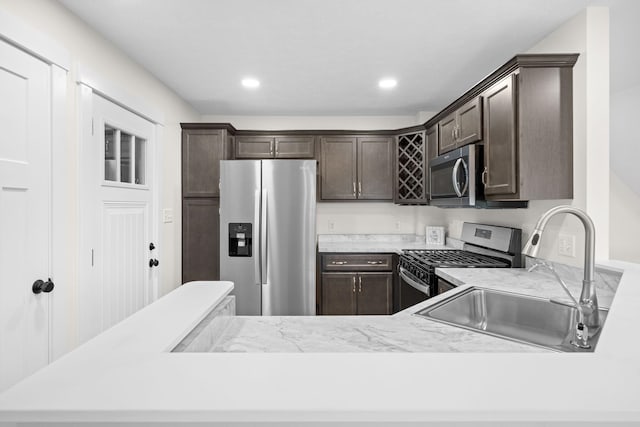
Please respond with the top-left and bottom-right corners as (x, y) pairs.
(414, 287), (608, 352)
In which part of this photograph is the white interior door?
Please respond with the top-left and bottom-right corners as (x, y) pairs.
(0, 39), (51, 392)
(80, 94), (157, 341)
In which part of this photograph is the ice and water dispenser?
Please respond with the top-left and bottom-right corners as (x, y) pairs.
(228, 223), (252, 257)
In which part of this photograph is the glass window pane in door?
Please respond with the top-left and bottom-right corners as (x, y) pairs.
(120, 132), (132, 183)
(135, 137), (146, 185)
(105, 125), (117, 181)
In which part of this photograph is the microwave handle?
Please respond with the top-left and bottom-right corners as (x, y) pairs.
(452, 158), (469, 197)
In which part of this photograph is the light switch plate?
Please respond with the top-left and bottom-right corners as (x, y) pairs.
(163, 208), (173, 223)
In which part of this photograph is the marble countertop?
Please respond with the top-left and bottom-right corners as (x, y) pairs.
(1, 264), (639, 425)
(208, 314), (540, 353)
(193, 264), (619, 354)
(317, 234), (455, 253)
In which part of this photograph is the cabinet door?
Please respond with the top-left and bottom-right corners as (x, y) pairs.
(275, 136), (315, 159)
(235, 136), (274, 158)
(483, 74), (518, 196)
(320, 137), (357, 200)
(321, 273), (357, 315)
(182, 198), (220, 283)
(357, 136), (393, 200)
(425, 125), (438, 200)
(456, 97), (483, 147)
(182, 129), (225, 197)
(438, 112), (457, 154)
(357, 273), (392, 315)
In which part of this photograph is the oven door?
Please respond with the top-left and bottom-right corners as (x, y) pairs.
(437, 277), (457, 295)
(399, 267), (430, 310)
(429, 145), (478, 207)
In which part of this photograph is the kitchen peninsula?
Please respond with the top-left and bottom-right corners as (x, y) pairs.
(0, 262), (639, 425)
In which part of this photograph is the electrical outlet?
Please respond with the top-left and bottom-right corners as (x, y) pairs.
(395, 221), (401, 230)
(163, 208), (173, 223)
(558, 234), (575, 257)
(328, 220), (335, 231)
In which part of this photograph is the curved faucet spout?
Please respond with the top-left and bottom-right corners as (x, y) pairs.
(522, 205), (599, 332)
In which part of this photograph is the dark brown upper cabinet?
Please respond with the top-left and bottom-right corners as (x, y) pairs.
(320, 136), (393, 201)
(438, 97), (482, 155)
(235, 135), (273, 159)
(358, 137), (394, 200)
(395, 129), (428, 204)
(425, 54), (578, 203)
(482, 66), (574, 201)
(483, 74), (518, 197)
(235, 135), (315, 159)
(182, 128), (232, 198)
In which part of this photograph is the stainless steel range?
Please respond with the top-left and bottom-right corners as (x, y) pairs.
(398, 223), (522, 310)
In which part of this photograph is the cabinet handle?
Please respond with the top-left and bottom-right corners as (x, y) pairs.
(275, 141), (279, 156)
(366, 260), (383, 265)
(330, 261), (348, 265)
(451, 127), (455, 141)
(482, 166), (488, 185)
(352, 276), (356, 292)
(270, 140), (274, 156)
(353, 182), (356, 197)
(358, 276), (362, 293)
(358, 182), (362, 197)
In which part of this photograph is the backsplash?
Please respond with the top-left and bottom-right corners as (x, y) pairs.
(316, 203), (446, 234)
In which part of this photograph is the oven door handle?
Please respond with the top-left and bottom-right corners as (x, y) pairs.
(399, 267), (430, 296)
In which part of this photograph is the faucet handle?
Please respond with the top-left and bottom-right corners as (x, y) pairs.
(572, 322), (591, 349)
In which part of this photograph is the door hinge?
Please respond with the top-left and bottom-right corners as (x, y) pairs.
(91, 249), (94, 267)
(91, 118), (94, 136)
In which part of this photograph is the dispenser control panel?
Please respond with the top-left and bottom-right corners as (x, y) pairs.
(228, 223), (252, 257)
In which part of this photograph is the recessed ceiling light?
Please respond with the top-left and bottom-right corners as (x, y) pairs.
(241, 78), (260, 89)
(378, 78), (397, 89)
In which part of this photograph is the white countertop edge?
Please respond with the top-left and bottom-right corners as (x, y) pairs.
(1, 266), (640, 423)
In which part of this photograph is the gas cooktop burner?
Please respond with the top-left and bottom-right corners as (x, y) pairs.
(402, 249), (509, 268)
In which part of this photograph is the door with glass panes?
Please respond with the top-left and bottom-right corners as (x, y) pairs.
(80, 94), (157, 343)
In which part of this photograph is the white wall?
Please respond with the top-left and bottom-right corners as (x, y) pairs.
(610, 83), (640, 263)
(0, 0), (199, 350)
(609, 0), (640, 263)
(437, 7), (610, 267)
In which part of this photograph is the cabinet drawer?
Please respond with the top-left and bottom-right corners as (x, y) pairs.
(321, 254), (393, 271)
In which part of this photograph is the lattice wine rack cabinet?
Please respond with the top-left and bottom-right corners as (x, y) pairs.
(395, 131), (428, 204)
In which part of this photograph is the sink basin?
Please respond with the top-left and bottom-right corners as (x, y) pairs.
(414, 287), (608, 352)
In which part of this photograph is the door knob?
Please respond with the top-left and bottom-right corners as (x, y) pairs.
(149, 259), (159, 267)
(149, 242), (156, 251)
(32, 278), (54, 294)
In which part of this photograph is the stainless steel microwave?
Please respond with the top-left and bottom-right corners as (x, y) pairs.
(429, 144), (527, 209)
(429, 144), (482, 207)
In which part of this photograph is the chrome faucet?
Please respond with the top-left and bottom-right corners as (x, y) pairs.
(528, 261), (590, 348)
(522, 205), (600, 334)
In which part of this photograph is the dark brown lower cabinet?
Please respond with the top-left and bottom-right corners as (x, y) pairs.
(321, 273), (357, 315)
(321, 272), (392, 315)
(182, 198), (220, 283)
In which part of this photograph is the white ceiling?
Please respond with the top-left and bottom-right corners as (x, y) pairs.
(58, 0), (605, 116)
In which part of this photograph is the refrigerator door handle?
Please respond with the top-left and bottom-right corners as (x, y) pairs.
(260, 188), (268, 285)
(254, 189), (261, 286)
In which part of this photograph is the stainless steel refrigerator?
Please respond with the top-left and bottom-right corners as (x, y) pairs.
(219, 160), (316, 316)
